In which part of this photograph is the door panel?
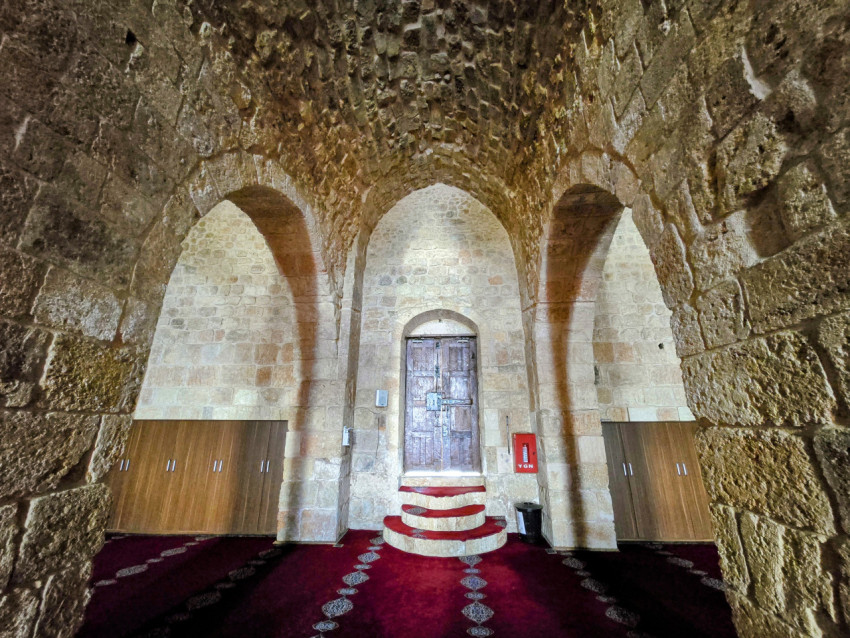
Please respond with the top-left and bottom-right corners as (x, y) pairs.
(620, 423), (692, 541)
(602, 423), (639, 540)
(106, 424), (144, 530)
(404, 338), (441, 472)
(669, 422), (714, 541)
(259, 421), (288, 533)
(404, 337), (480, 473)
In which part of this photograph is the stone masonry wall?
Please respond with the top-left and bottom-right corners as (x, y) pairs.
(349, 184), (537, 532)
(136, 200), (298, 420)
(545, 1), (850, 635)
(1, 1), (850, 636)
(593, 209), (692, 422)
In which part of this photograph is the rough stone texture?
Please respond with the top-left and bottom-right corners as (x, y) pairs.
(739, 511), (835, 635)
(32, 267), (123, 341)
(0, 588), (40, 638)
(0, 0), (848, 634)
(592, 210), (692, 422)
(682, 331), (835, 428)
(14, 484), (109, 584)
(31, 563), (92, 638)
(40, 336), (144, 413)
(0, 320), (51, 409)
(649, 225), (693, 308)
(777, 162), (838, 241)
(0, 246), (43, 318)
(708, 505), (749, 595)
(87, 415), (133, 484)
(695, 279), (749, 349)
(696, 428), (834, 534)
(715, 113), (787, 215)
(743, 221), (850, 334)
(819, 312), (850, 413)
(814, 428), (850, 535)
(0, 410), (99, 499)
(0, 505), (17, 592)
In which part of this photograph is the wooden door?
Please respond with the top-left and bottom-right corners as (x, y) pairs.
(404, 337), (480, 473)
(228, 421), (272, 534)
(405, 338), (443, 472)
(117, 421), (179, 533)
(441, 338), (479, 472)
(258, 421), (287, 533)
(106, 424), (143, 529)
(160, 421), (224, 533)
(668, 422), (714, 540)
(601, 423), (639, 540)
(620, 423), (692, 541)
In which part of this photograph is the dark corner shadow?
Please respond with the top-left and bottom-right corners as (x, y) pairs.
(228, 185), (321, 539)
(544, 185), (622, 548)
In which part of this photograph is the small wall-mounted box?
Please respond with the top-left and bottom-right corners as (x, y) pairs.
(375, 390), (388, 408)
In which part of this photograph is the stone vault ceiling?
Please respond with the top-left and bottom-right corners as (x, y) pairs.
(193, 0), (595, 239)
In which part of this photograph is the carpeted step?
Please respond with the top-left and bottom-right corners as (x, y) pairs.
(400, 476), (485, 488)
(398, 485), (486, 509)
(383, 515), (507, 557)
(401, 503), (485, 532)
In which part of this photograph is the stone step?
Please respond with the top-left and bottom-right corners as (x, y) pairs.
(398, 485), (486, 510)
(400, 475), (485, 488)
(401, 503), (486, 532)
(383, 515), (507, 557)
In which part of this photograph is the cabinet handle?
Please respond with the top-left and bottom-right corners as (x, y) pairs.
(165, 460), (170, 472)
(218, 460), (223, 472)
(676, 463), (681, 476)
(682, 462), (688, 476)
(622, 462), (627, 476)
(119, 459), (125, 471)
(265, 460), (270, 473)
(259, 461), (264, 473)
(628, 463), (633, 476)
(126, 459), (130, 471)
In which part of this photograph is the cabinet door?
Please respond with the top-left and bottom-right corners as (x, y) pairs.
(160, 421), (225, 533)
(230, 421), (273, 534)
(106, 423), (144, 530)
(620, 423), (692, 541)
(258, 421), (288, 534)
(669, 422), (714, 541)
(118, 421), (179, 533)
(602, 423), (639, 540)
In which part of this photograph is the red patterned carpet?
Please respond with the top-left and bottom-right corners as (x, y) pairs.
(79, 531), (736, 638)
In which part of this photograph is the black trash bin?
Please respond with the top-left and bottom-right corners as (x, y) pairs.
(515, 502), (543, 544)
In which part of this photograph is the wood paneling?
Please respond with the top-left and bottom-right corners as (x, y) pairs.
(601, 423), (638, 540)
(107, 420), (287, 535)
(602, 421), (713, 542)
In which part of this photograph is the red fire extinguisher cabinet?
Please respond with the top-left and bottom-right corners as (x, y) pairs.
(512, 433), (538, 473)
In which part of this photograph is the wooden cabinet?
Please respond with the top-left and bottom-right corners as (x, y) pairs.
(602, 421), (713, 542)
(107, 420), (287, 535)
